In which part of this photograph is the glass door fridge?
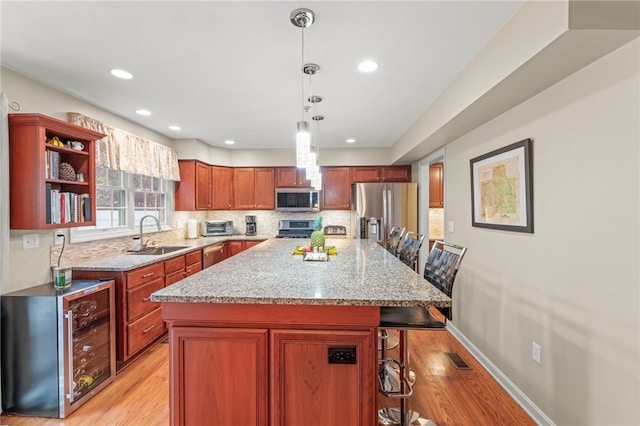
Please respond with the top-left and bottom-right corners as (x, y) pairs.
(1, 279), (116, 418)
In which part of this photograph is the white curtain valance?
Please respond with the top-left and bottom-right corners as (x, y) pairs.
(67, 112), (180, 181)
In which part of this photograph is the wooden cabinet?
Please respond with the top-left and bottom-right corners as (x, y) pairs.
(351, 165), (411, 183)
(175, 160), (212, 211)
(211, 165), (233, 210)
(8, 113), (104, 229)
(233, 167), (274, 209)
(74, 249), (202, 371)
(185, 250), (203, 276)
(321, 167), (352, 210)
(225, 240), (265, 259)
(162, 303), (377, 426)
(429, 162), (444, 208)
(275, 167), (311, 187)
(271, 329), (374, 425)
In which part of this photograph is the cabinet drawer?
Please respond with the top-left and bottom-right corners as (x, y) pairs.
(186, 263), (202, 277)
(127, 307), (165, 356)
(127, 278), (165, 321)
(185, 250), (202, 266)
(165, 255), (186, 275)
(165, 269), (186, 286)
(127, 263), (164, 289)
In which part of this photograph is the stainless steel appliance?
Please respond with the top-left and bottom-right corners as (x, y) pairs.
(203, 243), (225, 268)
(201, 220), (233, 236)
(1, 279), (116, 418)
(352, 182), (418, 247)
(276, 219), (315, 238)
(275, 188), (320, 212)
(245, 215), (257, 236)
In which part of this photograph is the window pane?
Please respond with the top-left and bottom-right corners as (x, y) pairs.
(152, 177), (160, 191)
(107, 169), (122, 186)
(131, 174), (142, 189)
(142, 176), (152, 191)
(113, 190), (126, 207)
(134, 192), (145, 208)
(146, 193), (156, 208)
(157, 194), (165, 208)
(96, 168), (107, 186)
(96, 188), (111, 208)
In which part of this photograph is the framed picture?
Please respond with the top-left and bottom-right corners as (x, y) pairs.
(470, 138), (533, 233)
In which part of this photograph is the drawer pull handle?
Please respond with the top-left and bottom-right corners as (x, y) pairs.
(142, 272), (155, 278)
(143, 296), (151, 302)
(142, 325), (156, 334)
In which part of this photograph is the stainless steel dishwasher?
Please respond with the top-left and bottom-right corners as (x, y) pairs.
(203, 243), (225, 268)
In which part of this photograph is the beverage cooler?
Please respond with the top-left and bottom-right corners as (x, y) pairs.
(1, 279), (116, 418)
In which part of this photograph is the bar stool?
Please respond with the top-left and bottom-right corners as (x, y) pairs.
(378, 240), (467, 425)
(386, 227), (405, 256)
(397, 232), (425, 271)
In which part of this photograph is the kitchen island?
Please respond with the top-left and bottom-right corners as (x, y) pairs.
(151, 238), (451, 426)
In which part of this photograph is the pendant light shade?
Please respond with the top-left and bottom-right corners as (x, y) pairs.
(296, 120), (310, 168)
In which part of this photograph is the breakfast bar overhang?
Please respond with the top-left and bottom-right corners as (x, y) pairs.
(152, 238), (451, 426)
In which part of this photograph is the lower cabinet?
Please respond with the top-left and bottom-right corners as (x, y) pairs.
(163, 303), (377, 426)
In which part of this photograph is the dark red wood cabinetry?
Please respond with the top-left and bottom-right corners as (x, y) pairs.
(8, 113), (104, 229)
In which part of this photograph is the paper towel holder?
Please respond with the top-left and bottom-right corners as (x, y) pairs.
(186, 219), (199, 239)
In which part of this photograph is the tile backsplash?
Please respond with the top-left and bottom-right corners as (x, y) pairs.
(51, 210), (353, 268)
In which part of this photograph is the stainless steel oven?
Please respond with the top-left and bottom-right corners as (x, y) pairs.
(202, 220), (233, 236)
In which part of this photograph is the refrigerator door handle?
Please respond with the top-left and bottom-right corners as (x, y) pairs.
(65, 310), (75, 403)
(382, 187), (389, 244)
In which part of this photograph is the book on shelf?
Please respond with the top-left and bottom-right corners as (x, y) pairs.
(45, 183), (52, 224)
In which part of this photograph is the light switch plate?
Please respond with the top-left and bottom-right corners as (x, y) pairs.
(23, 233), (39, 249)
(448, 221), (454, 233)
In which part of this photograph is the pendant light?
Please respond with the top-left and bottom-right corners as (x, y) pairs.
(291, 8), (315, 168)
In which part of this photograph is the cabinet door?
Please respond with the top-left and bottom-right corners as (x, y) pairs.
(232, 168), (256, 209)
(254, 168), (275, 209)
(170, 327), (268, 426)
(429, 162), (444, 208)
(228, 240), (244, 257)
(270, 329), (375, 426)
(275, 167), (311, 187)
(351, 166), (380, 182)
(381, 165), (411, 182)
(195, 162), (212, 210)
(211, 166), (233, 210)
(322, 167), (352, 209)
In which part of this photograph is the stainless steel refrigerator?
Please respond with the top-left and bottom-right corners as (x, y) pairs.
(1, 279), (116, 418)
(351, 182), (418, 246)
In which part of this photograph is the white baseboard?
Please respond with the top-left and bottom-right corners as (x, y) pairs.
(446, 323), (556, 426)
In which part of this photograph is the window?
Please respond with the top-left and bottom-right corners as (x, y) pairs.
(70, 167), (174, 243)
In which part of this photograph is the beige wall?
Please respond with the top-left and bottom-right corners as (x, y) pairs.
(443, 39), (639, 425)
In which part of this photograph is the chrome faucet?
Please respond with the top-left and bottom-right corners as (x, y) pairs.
(139, 215), (162, 248)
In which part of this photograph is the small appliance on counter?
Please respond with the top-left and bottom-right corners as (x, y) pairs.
(245, 215), (257, 236)
(276, 219), (315, 238)
(186, 219), (199, 239)
(201, 220), (233, 236)
(324, 225), (347, 236)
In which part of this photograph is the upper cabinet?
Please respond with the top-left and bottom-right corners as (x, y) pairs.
(275, 167), (311, 188)
(8, 113), (104, 230)
(211, 166), (233, 210)
(351, 165), (411, 183)
(175, 160), (211, 210)
(429, 162), (444, 208)
(233, 167), (275, 210)
(321, 167), (352, 210)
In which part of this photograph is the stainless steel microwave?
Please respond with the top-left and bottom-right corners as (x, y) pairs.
(275, 188), (320, 212)
(202, 220), (233, 236)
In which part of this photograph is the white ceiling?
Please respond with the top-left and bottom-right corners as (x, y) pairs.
(1, 1), (523, 153)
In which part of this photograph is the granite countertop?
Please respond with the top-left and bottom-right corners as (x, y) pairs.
(151, 238), (451, 308)
(72, 234), (270, 271)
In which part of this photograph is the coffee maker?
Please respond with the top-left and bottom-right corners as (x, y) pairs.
(245, 215), (257, 236)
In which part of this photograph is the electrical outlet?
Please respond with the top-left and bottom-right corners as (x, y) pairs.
(532, 342), (541, 365)
(23, 233), (39, 249)
(54, 231), (65, 245)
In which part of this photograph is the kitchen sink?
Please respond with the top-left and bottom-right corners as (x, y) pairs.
(127, 245), (189, 255)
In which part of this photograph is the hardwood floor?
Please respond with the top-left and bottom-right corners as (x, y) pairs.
(2, 330), (534, 426)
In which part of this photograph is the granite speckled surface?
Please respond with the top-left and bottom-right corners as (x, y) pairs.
(72, 235), (269, 271)
(151, 238), (451, 308)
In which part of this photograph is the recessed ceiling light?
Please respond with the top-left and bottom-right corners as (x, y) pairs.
(110, 69), (133, 79)
(168, 125), (181, 131)
(357, 60), (378, 73)
(224, 140), (235, 145)
(135, 109), (151, 116)
(346, 138), (356, 144)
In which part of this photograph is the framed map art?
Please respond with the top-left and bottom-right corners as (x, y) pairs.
(470, 138), (533, 233)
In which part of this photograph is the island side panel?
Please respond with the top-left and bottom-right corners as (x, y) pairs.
(162, 303), (379, 426)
